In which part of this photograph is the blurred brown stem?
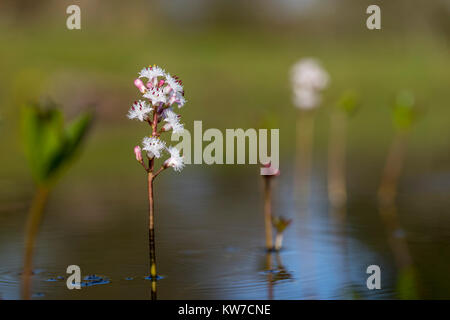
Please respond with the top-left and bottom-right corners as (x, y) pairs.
(22, 185), (50, 300)
(263, 177), (273, 251)
(328, 111), (347, 209)
(295, 111), (315, 211)
(378, 131), (408, 207)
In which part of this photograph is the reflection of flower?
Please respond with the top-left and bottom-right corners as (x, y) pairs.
(164, 146), (184, 172)
(127, 100), (152, 122)
(142, 136), (166, 159)
(291, 58), (329, 109)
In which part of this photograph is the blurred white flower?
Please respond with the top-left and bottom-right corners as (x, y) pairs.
(291, 58), (329, 109)
(142, 136), (166, 159)
(127, 100), (152, 121)
(164, 146), (184, 172)
(293, 88), (321, 110)
(162, 109), (184, 134)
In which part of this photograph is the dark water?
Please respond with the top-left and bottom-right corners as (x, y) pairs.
(0, 165), (449, 300)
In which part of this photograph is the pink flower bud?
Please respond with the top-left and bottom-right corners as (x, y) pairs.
(158, 79), (165, 87)
(134, 79), (146, 93)
(134, 146), (143, 162)
(261, 162), (280, 176)
(146, 81), (153, 89)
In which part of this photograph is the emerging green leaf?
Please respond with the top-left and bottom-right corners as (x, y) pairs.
(21, 104), (93, 185)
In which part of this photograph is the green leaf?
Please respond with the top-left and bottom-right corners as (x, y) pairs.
(21, 105), (64, 183)
(21, 104), (93, 185)
(63, 112), (93, 163)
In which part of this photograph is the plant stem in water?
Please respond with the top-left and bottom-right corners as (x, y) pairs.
(263, 177), (273, 251)
(22, 185), (50, 300)
(147, 172), (157, 281)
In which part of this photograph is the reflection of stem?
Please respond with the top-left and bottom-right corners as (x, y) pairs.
(22, 185), (50, 300)
(378, 131), (419, 298)
(265, 252), (273, 300)
(295, 111), (315, 211)
(151, 279), (157, 301)
(328, 111), (347, 209)
(330, 205), (352, 297)
(379, 205), (413, 269)
(274, 233), (283, 251)
(378, 131), (408, 206)
(263, 177), (273, 251)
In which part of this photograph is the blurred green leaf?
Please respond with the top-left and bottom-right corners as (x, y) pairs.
(21, 104), (93, 185)
(392, 91), (416, 131)
(337, 90), (360, 116)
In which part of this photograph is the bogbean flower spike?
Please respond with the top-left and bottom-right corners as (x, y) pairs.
(128, 65), (186, 173)
(128, 65), (187, 283)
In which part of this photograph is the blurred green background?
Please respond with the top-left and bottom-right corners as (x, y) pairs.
(0, 0), (449, 299)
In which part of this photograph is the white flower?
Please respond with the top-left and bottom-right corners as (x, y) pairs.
(127, 100), (152, 121)
(291, 58), (329, 91)
(162, 109), (184, 134)
(143, 86), (167, 106)
(292, 88), (321, 110)
(139, 66), (166, 82)
(168, 92), (186, 108)
(142, 136), (166, 159)
(165, 73), (184, 94)
(164, 146), (184, 172)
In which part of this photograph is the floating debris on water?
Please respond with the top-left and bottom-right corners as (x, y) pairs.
(144, 275), (164, 281)
(80, 274), (111, 287)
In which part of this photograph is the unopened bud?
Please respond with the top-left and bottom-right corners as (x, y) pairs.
(162, 123), (172, 132)
(134, 146), (143, 162)
(261, 162), (280, 176)
(134, 79), (147, 93)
